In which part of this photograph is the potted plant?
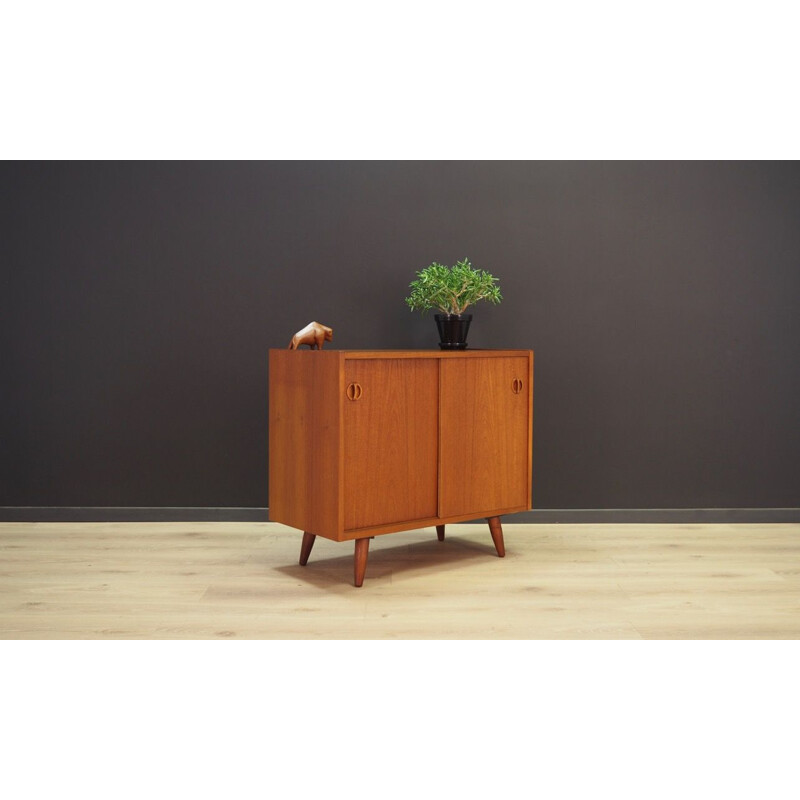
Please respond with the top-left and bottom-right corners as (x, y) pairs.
(404, 258), (502, 349)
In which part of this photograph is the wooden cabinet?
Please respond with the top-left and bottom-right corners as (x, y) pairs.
(269, 349), (533, 586)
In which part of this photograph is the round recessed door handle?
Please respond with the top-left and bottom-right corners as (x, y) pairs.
(512, 378), (523, 394)
(346, 382), (363, 401)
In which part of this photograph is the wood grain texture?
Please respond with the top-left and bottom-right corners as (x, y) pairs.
(341, 350), (531, 359)
(527, 351), (534, 509)
(3, 522), (800, 639)
(343, 358), (438, 531)
(439, 356), (531, 518)
(268, 350), (341, 539)
(338, 505), (530, 540)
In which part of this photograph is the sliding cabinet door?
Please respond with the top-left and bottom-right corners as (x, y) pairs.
(439, 356), (530, 518)
(343, 358), (439, 531)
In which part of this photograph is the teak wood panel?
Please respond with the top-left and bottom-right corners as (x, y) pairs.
(268, 350), (341, 538)
(439, 356), (530, 518)
(340, 350), (531, 359)
(343, 358), (439, 531)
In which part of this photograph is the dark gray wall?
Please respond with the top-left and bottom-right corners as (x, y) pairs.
(2, 161), (799, 511)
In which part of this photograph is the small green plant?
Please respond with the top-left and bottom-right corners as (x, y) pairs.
(405, 258), (502, 315)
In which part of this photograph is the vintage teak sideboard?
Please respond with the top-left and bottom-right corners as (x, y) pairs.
(268, 349), (533, 586)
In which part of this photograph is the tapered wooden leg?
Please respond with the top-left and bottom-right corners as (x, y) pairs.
(487, 516), (505, 557)
(354, 538), (370, 587)
(436, 525), (445, 541)
(299, 532), (316, 566)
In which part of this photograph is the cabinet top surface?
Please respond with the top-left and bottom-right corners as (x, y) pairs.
(270, 349), (532, 359)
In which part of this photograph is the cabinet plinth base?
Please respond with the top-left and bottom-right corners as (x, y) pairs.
(299, 532), (316, 565)
(436, 525), (445, 541)
(487, 517), (505, 557)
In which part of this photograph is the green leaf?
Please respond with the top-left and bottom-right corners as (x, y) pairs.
(403, 258), (503, 314)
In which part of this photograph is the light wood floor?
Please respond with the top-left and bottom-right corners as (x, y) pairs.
(1, 521), (799, 639)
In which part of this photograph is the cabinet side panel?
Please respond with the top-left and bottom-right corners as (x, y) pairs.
(440, 356), (530, 518)
(528, 351), (534, 509)
(268, 350), (303, 528)
(268, 350), (340, 539)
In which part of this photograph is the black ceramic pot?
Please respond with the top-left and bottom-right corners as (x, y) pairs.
(435, 313), (472, 350)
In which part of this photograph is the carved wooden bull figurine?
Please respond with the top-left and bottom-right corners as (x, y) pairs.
(288, 321), (333, 350)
